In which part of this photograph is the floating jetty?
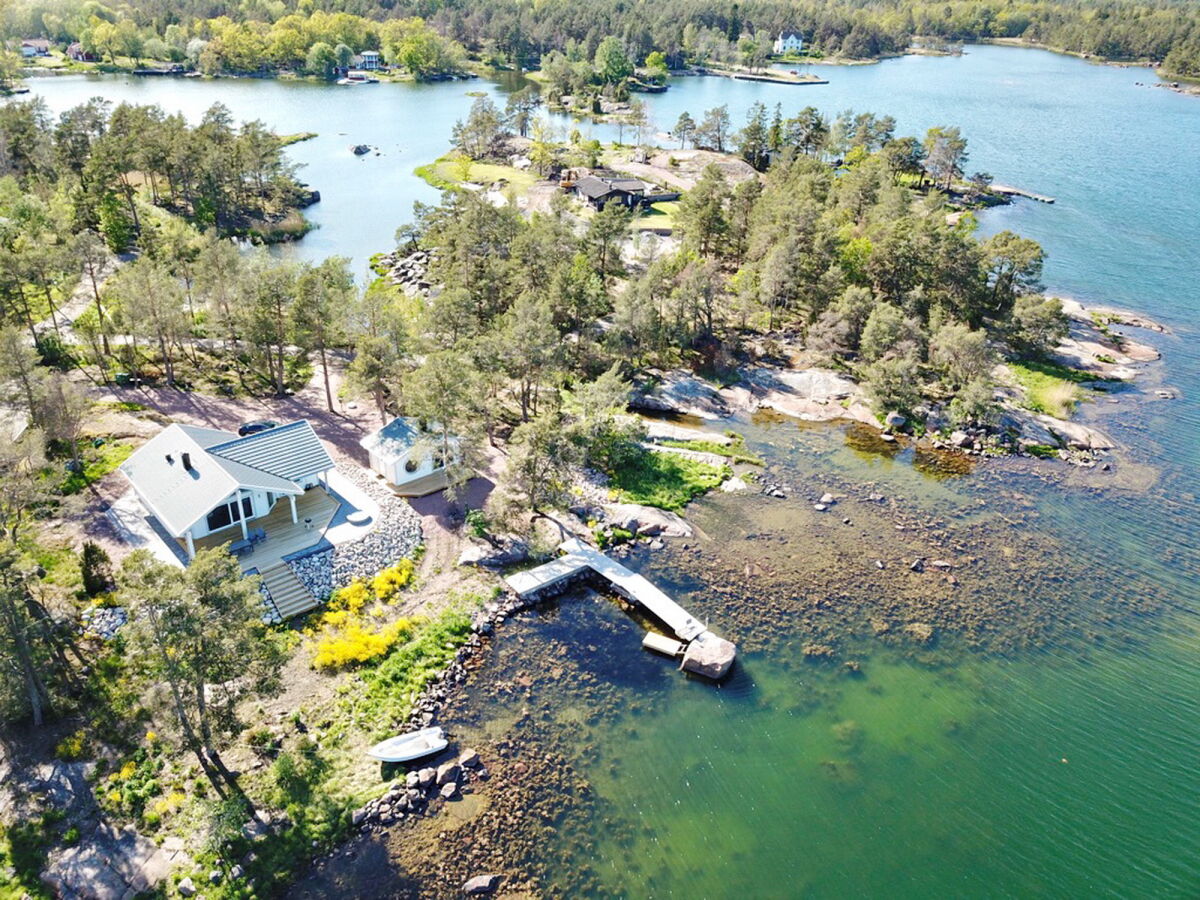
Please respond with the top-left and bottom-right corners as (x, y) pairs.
(992, 184), (1056, 204)
(731, 72), (828, 85)
(505, 538), (737, 680)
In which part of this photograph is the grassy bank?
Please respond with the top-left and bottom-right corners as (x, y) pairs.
(657, 435), (764, 465)
(1009, 359), (1099, 418)
(278, 131), (318, 146)
(56, 441), (132, 495)
(609, 449), (730, 510)
(414, 155), (538, 193)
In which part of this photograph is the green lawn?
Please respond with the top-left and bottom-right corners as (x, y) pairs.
(58, 441), (133, 495)
(1009, 359), (1102, 419)
(608, 449), (730, 511)
(658, 436), (764, 465)
(634, 201), (680, 231)
(414, 156), (539, 193)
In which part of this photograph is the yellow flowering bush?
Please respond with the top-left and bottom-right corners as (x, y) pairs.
(312, 618), (418, 670)
(371, 559), (414, 602)
(334, 580), (371, 614)
(308, 559), (420, 670)
(312, 617), (418, 669)
(99, 748), (164, 821)
(55, 729), (89, 761)
(153, 791), (187, 816)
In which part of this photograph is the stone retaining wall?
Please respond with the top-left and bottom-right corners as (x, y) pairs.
(285, 467), (424, 602)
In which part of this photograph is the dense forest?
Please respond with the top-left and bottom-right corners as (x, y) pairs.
(3, 0), (1199, 77)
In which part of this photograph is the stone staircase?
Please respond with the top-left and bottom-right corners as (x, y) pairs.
(260, 562), (319, 620)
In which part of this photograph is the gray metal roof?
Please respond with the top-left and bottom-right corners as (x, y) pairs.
(120, 421), (334, 537)
(207, 421), (335, 484)
(120, 425), (242, 537)
(360, 416), (442, 462)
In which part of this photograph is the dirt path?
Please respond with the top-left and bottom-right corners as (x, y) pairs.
(91, 353), (380, 468)
(35, 253), (125, 342)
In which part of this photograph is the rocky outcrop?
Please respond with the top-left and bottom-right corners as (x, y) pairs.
(603, 502), (693, 538)
(463, 873), (502, 894)
(375, 249), (435, 295)
(630, 371), (729, 419)
(720, 366), (876, 425)
(457, 536), (531, 568)
(1035, 414), (1114, 451)
(642, 419), (732, 444)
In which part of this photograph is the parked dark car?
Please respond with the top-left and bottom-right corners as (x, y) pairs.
(237, 420), (279, 437)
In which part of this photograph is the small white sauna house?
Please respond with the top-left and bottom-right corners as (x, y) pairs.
(360, 416), (460, 497)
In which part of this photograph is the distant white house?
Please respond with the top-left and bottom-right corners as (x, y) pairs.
(357, 50), (381, 70)
(360, 417), (460, 497)
(773, 31), (804, 55)
(120, 421), (335, 560)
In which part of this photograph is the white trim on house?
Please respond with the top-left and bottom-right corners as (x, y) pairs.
(773, 31), (804, 54)
(360, 417), (460, 493)
(120, 421), (335, 559)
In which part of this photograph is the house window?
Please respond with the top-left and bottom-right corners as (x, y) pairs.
(404, 458), (419, 473)
(206, 496), (254, 532)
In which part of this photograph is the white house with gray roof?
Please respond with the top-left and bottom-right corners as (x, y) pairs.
(773, 30), (804, 54)
(360, 416), (460, 497)
(120, 420), (335, 560)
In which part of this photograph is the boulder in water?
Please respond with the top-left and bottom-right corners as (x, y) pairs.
(463, 873), (501, 894)
(681, 633), (736, 680)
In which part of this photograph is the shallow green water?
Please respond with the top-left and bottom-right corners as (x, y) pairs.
(575, 619), (1200, 898)
(457, 505), (1199, 897)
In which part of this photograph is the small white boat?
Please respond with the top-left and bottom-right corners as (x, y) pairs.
(366, 727), (447, 763)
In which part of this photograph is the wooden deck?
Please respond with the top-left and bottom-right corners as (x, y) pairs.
(389, 468), (453, 498)
(185, 487), (340, 572)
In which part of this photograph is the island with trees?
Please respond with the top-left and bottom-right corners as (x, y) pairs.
(0, 33), (1172, 900)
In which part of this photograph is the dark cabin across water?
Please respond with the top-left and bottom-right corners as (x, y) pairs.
(573, 174), (680, 210)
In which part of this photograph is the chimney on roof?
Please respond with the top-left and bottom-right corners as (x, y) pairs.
(182, 452), (193, 471)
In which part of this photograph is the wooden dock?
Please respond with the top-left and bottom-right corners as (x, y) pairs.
(505, 538), (736, 679)
(731, 72), (828, 85)
(992, 183), (1056, 204)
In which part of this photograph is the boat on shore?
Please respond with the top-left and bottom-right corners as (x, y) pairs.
(366, 727), (448, 762)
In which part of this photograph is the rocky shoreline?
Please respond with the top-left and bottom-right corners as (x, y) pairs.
(293, 418), (1176, 897)
(630, 299), (1169, 470)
